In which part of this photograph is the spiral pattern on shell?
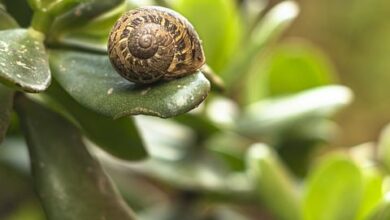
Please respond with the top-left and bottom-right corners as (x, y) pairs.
(108, 6), (206, 84)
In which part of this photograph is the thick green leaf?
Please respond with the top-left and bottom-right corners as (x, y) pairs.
(0, 8), (18, 30)
(0, 29), (51, 92)
(49, 50), (210, 118)
(173, 0), (242, 73)
(223, 1), (299, 89)
(0, 84), (13, 143)
(244, 40), (336, 104)
(46, 81), (147, 161)
(303, 155), (363, 220)
(378, 124), (390, 172)
(14, 95), (136, 220)
(246, 143), (302, 220)
(237, 85), (353, 137)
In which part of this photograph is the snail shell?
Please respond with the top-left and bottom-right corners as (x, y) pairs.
(108, 6), (206, 84)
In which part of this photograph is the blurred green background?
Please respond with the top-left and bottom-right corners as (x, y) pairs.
(1, 0), (390, 219)
(287, 0), (390, 146)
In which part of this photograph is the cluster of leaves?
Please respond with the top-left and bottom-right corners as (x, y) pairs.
(1, 0), (390, 220)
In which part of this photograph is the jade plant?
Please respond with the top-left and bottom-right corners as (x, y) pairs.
(1, 0), (390, 220)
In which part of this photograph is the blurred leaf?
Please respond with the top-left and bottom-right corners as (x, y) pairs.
(355, 167), (383, 220)
(135, 116), (196, 161)
(5, 202), (45, 220)
(126, 0), (156, 9)
(50, 0), (124, 37)
(244, 40), (336, 104)
(240, 0), (267, 33)
(49, 1), (126, 52)
(367, 197), (390, 220)
(237, 85), (353, 137)
(303, 154), (363, 220)
(127, 157), (253, 201)
(377, 124), (390, 172)
(246, 143), (302, 220)
(0, 136), (29, 173)
(205, 132), (250, 171)
(206, 96), (240, 128)
(175, 113), (221, 140)
(173, 0), (242, 73)
(46, 81), (147, 161)
(200, 64), (225, 92)
(276, 119), (338, 177)
(3, 0), (33, 27)
(28, 0), (85, 16)
(49, 50), (210, 119)
(0, 8), (18, 30)
(223, 1), (299, 89)
(213, 206), (252, 220)
(14, 95), (137, 220)
(0, 29), (51, 92)
(265, 41), (336, 96)
(0, 84), (13, 143)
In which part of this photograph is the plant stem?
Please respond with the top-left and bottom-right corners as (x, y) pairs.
(30, 10), (54, 36)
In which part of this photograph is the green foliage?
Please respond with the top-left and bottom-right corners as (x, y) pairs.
(0, 29), (50, 92)
(0, 84), (13, 143)
(15, 95), (136, 220)
(246, 143), (301, 220)
(303, 155), (363, 220)
(49, 50), (210, 119)
(172, 0), (241, 73)
(0, 0), (389, 219)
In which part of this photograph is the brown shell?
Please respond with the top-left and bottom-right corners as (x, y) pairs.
(107, 6), (206, 84)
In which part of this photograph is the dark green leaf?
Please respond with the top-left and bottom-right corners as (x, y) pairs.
(303, 154), (363, 220)
(14, 95), (136, 220)
(0, 84), (13, 143)
(246, 143), (302, 220)
(46, 81), (147, 161)
(49, 50), (210, 118)
(0, 29), (51, 92)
